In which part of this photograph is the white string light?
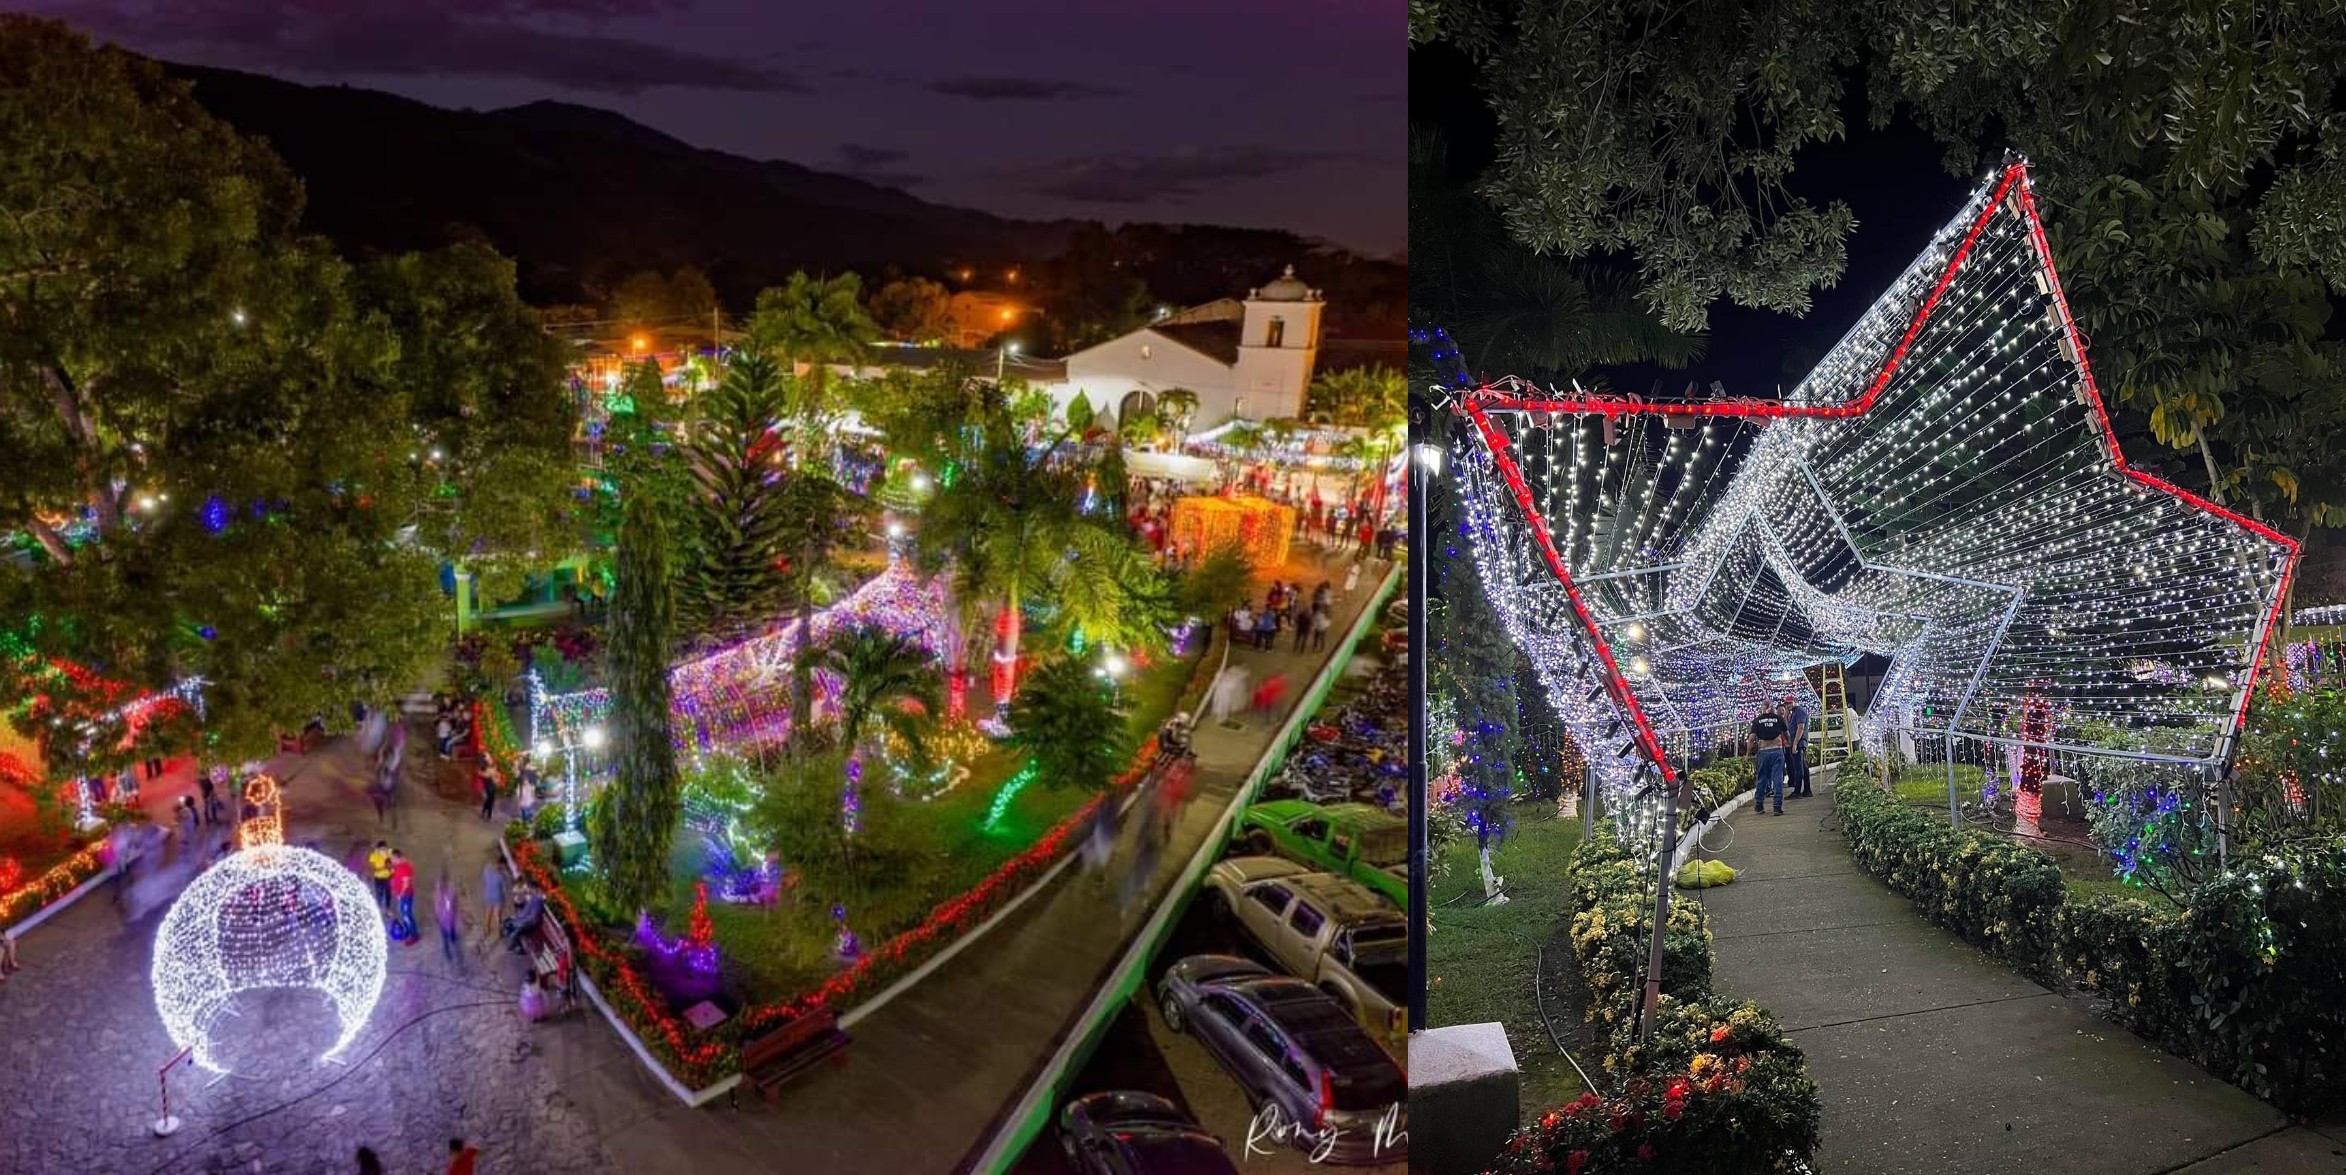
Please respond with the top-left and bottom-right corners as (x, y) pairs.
(1448, 160), (2295, 811)
(150, 781), (385, 1073)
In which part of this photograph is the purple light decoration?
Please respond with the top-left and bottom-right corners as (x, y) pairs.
(200, 495), (230, 535)
(842, 755), (864, 835)
(832, 904), (861, 962)
(635, 910), (720, 976)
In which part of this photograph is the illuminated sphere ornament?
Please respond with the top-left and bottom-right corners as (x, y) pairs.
(150, 775), (385, 1071)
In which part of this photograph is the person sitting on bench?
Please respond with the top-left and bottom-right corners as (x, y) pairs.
(501, 884), (545, 954)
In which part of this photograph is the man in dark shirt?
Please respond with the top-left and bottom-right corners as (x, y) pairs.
(1751, 703), (1789, 815)
(1786, 694), (1813, 798)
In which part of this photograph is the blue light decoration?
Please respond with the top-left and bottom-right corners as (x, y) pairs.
(200, 495), (230, 535)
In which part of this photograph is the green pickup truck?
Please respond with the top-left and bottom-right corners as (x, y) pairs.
(1231, 800), (1406, 908)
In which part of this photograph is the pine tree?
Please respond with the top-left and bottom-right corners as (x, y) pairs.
(592, 497), (683, 914)
(679, 352), (793, 640)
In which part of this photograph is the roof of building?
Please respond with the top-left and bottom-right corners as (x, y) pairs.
(1250, 264), (1317, 302)
(1152, 320), (1243, 366)
(845, 344), (1067, 383)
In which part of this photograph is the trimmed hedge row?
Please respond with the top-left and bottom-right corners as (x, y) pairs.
(1485, 821), (1820, 1174)
(1836, 781), (2346, 1115)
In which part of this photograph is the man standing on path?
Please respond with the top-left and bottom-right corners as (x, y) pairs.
(197, 771), (220, 825)
(1786, 693), (1813, 799)
(480, 858), (508, 943)
(1751, 702), (1789, 816)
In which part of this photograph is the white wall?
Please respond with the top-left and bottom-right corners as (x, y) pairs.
(1058, 328), (1238, 424)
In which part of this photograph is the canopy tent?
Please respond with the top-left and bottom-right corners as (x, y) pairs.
(1445, 158), (2298, 814)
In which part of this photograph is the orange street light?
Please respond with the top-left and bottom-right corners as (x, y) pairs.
(631, 335), (648, 353)
(999, 308), (1016, 323)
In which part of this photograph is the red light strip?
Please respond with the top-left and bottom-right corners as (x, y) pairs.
(2007, 167), (2300, 735)
(1463, 403), (1678, 783)
(1458, 158), (2299, 769)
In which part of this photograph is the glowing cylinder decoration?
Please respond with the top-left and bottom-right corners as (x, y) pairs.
(2015, 689), (2053, 839)
(1168, 495), (1294, 569)
(150, 775), (386, 1072)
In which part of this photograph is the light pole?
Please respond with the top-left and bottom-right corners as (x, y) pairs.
(1406, 393), (1436, 1034)
(997, 340), (1021, 384)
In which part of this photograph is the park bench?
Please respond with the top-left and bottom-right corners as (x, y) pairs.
(733, 1009), (850, 1106)
(524, 914), (578, 1016)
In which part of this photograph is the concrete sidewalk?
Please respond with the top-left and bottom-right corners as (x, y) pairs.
(1687, 768), (2346, 1175)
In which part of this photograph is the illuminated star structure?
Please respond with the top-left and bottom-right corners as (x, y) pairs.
(151, 775), (386, 1072)
(1446, 157), (2297, 835)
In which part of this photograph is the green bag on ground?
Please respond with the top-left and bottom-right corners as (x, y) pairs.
(1675, 858), (1738, 888)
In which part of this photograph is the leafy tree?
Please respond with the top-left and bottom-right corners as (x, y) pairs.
(748, 746), (933, 902)
(1412, 1), (1860, 333)
(597, 356), (692, 565)
(1427, 442), (1521, 853)
(1156, 388), (1201, 445)
(666, 267), (719, 339)
(1006, 654), (1131, 791)
(677, 353), (793, 640)
(1118, 410), (1160, 449)
(1034, 224), (1153, 351)
(0, 18), (575, 761)
(747, 271), (880, 443)
(1306, 367), (1406, 432)
(610, 271), (674, 336)
(1064, 392), (1096, 435)
(591, 497), (682, 914)
(610, 266), (719, 341)
(860, 361), (989, 472)
(1173, 544), (1255, 623)
(869, 277), (953, 342)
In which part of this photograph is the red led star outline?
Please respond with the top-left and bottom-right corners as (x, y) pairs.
(1460, 160), (2300, 784)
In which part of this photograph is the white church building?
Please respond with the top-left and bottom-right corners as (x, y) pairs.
(1041, 265), (1325, 428)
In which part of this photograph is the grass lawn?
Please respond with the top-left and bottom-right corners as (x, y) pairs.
(641, 641), (1203, 1006)
(1876, 763), (2173, 907)
(1425, 805), (1590, 1126)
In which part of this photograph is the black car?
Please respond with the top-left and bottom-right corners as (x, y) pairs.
(1057, 1090), (1241, 1174)
(1156, 956), (1407, 1166)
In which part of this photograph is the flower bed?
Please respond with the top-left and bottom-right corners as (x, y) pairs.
(1836, 780), (2346, 1116)
(507, 732), (1167, 1089)
(0, 839), (111, 935)
(1511, 820), (1821, 1172)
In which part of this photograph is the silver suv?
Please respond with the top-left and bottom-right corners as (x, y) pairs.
(1206, 856), (1406, 1054)
(1156, 955), (1408, 1167)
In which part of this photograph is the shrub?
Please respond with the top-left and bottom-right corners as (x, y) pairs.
(1833, 781), (2064, 980)
(1566, 824), (1714, 1032)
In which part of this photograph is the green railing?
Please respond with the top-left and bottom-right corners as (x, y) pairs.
(973, 562), (1403, 1173)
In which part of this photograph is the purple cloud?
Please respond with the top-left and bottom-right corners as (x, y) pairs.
(926, 76), (1119, 101)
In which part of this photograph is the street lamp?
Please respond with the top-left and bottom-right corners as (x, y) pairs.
(997, 340), (1021, 383)
(581, 725), (606, 751)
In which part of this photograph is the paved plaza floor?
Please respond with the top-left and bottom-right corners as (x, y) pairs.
(1688, 768), (2346, 1175)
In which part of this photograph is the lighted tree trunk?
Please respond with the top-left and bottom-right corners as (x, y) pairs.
(991, 599), (1023, 717)
(2015, 688), (2052, 839)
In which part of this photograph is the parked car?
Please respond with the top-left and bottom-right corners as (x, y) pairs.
(1057, 1090), (1240, 1174)
(1204, 857), (1407, 1053)
(1232, 800), (1405, 907)
(1156, 955), (1408, 1166)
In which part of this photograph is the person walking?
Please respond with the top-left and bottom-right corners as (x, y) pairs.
(447, 1137), (481, 1175)
(368, 841), (394, 912)
(435, 874), (464, 967)
(1290, 596), (1313, 652)
(1751, 702), (1789, 816)
(1786, 693), (1813, 799)
(1342, 560), (1362, 598)
(388, 850), (419, 944)
(1310, 604), (1333, 652)
(1254, 605), (1278, 652)
(478, 762), (501, 822)
(1251, 673), (1289, 725)
(0, 928), (19, 980)
(356, 1147), (387, 1175)
(481, 859), (508, 942)
(197, 772), (220, 826)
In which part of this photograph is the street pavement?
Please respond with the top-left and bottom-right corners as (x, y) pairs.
(1687, 767), (2346, 1175)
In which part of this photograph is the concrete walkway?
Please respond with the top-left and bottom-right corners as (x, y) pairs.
(1687, 769), (2346, 1175)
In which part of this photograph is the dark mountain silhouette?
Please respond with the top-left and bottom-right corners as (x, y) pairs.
(169, 64), (1403, 338)
(170, 64), (1077, 307)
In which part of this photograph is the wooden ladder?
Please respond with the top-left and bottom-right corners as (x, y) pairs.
(1810, 661), (1852, 765)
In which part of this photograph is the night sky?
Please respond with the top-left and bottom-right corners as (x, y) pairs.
(26, 0), (1405, 256)
(1411, 44), (1980, 396)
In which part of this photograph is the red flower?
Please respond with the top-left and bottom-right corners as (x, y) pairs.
(1662, 1100), (1684, 1121)
(1710, 1023), (1733, 1043)
(1637, 1143), (1656, 1162)
(1608, 1113), (1628, 1135)
(1566, 1092), (1603, 1117)
(1566, 1151), (1588, 1175)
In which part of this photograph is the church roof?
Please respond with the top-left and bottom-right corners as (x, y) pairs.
(1250, 264), (1316, 302)
(1152, 320), (1243, 366)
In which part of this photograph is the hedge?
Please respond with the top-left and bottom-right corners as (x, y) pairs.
(1836, 781), (2346, 1115)
(1489, 821), (1820, 1173)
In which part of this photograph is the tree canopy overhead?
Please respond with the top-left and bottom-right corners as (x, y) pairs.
(0, 16), (577, 762)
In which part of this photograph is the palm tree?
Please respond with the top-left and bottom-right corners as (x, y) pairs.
(914, 417), (1152, 716)
(1307, 368), (1403, 431)
(775, 468), (871, 754)
(815, 625), (943, 811)
(1006, 655), (1130, 792)
(747, 271), (880, 448)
